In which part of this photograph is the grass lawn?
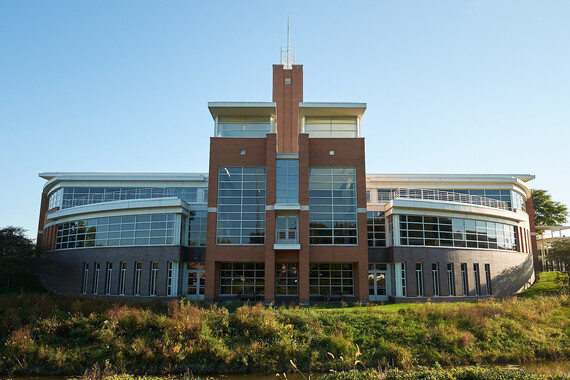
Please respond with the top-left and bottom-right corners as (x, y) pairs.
(518, 271), (569, 298)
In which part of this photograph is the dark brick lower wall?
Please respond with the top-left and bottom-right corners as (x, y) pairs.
(389, 246), (535, 298)
(41, 246), (205, 297)
(41, 245), (534, 301)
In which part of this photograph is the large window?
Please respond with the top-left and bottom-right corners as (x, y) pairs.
(305, 117), (358, 138)
(276, 263), (298, 296)
(276, 159), (299, 204)
(373, 188), (524, 211)
(188, 210), (207, 246)
(60, 187), (201, 209)
(220, 263), (264, 295)
(309, 263), (354, 296)
(56, 214), (176, 250)
(217, 167), (266, 245)
(309, 167), (357, 245)
(48, 188), (63, 209)
(399, 215), (518, 251)
(217, 117), (272, 138)
(367, 211), (386, 247)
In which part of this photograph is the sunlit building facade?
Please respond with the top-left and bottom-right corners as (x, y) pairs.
(37, 63), (538, 303)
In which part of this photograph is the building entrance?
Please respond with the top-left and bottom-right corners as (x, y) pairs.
(369, 263), (389, 301)
(186, 263), (205, 300)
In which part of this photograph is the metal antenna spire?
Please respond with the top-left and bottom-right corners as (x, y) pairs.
(281, 12), (295, 69)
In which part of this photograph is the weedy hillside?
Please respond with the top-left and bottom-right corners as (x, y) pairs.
(1, 273), (568, 376)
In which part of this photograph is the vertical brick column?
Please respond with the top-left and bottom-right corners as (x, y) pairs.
(264, 134), (277, 304)
(37, 194), (50, 249)
(298, 134), (310, 304)
(272, 64), (303, 154)
(525, 197), (541, 271)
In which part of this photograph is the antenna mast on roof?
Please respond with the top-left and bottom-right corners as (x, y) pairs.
(281, 12), (295, 69)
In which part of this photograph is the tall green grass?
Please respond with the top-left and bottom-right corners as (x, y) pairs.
(0, 273), (569, 376)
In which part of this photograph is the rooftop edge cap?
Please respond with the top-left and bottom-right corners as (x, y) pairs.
(208, 102), (276, 119)
(299, 102), (366, 118)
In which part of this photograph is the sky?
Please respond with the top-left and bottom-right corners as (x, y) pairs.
(1, 0), (569, 240)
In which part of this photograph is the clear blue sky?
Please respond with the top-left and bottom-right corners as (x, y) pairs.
(1, 0), (569, 240)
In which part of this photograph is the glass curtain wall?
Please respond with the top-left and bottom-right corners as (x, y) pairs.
(309, 168), (357, 245)
(217, 167), (266, 245)
(399, 215), (518, 251)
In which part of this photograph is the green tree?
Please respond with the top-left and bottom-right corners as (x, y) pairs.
(547, 239), (570, 283)
(0, 226), (45, 293)
(531, 189), (568, 229)
(0, 226), (35, 256)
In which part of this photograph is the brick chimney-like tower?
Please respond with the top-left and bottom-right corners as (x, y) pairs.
(272, 64), (303, 153)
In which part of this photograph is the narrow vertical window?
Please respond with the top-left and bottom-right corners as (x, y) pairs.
(118, 262), (127, 295)
(485, 263), (492, 295)
(81, 262), (89, 294)
(134, 262), (142, 296)
(276, 159), (299, 204)
(447, 263), (455, 296)
(473, 263), (481, 296)
(432, 263), (440, 296)
(415, 263), (424, 297)
(150, 261), (158, 296)
(105, 262), (113, 295)
(461, 263), (468, 296)
(167, 262), (179, 296)
(93, 262), (100, 295)
(400, 263), (407, 297)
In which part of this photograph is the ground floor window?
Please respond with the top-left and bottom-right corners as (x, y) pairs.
(432, 263), (440, 296)
(105, 262), (113, 295)
(276, 263), (298, 296)
(485, 263), (492, 295)
(167, 262), (179, 296)
(309, 263), (354, 296)
(119, 262), (127, 295)
(134, 261), (142, 295)
(415, 263), (424, 296)
(93, 262), (100, 295)
(461, 263), (468, 296)
(220, 262), (264, 295)
(149, 261), (158, 296)
(473, 263), (481, 296)
(81, 262), (88, 294)
(447, 263), (455, 296)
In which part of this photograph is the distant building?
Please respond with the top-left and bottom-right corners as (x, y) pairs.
(536, 226), (570, 272)
(37, 59), (538, 303)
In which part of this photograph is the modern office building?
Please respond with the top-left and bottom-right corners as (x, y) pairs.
(37, 59), (538, 303)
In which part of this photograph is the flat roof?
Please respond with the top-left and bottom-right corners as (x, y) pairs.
(366, 174), (535, 183)
(299, 102), (366, 118)
(39, 172), (208, 181)
(207, 102), (276, 119)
